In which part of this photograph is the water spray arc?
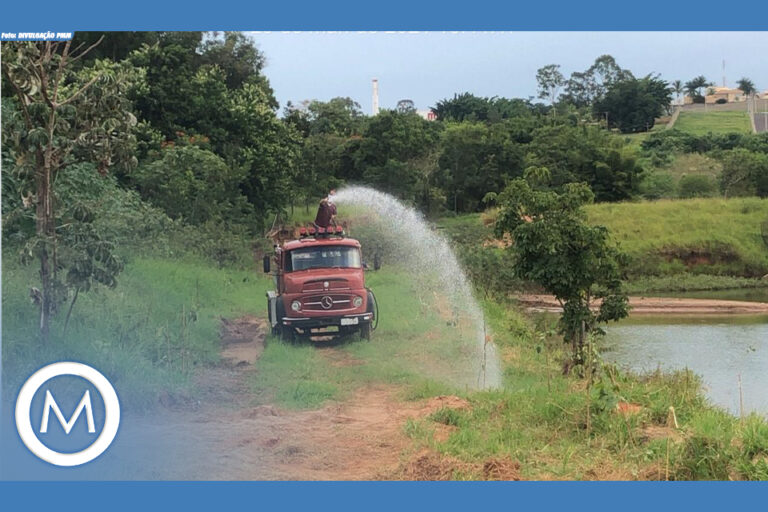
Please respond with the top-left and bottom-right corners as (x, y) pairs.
(334, 186), (502, 389)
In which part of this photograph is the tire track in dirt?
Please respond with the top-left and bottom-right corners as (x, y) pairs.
(122, 316), (498, 480)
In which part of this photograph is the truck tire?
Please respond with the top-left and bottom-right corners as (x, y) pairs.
(274, 298), (295, 342)
(360, 290), (376, 341)
(271, 298), (285, 336)
(281, 325), (295, 343)
(359, 321), (372, 341)
(269, 299), (280, 336)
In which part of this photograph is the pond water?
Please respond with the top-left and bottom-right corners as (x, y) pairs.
(603, 311), (768, 416)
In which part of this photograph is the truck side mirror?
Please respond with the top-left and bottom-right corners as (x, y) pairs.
(263, 255), (271, 273)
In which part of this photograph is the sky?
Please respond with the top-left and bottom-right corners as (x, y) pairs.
(246, 31), (768, 114)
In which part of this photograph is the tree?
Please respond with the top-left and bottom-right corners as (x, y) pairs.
(684, 75), (712, 103)
(306, 97), (364, 136)
(736, 77), (756, 98)
(200, 32), (268, 90)
(671, 80), (683, 105)
(362, 159), (421, 201)
(562, 55), (632, 108)
(431, 92), (493, 121)
(296, 133), (347, 210)
(431, 93), (540, 122)
(128, 35), (203, 139)
(718, 148), (768, 198)
(436, 122), (525, 212)
(494, 177), (629, 369)
(536, 64), (565, 106)
(525, 124), (643, 201)
(282, 101), (312, 138)
(70, 31), (161, 63)
(227, 83), (303, 225)
(355, 109), (442, 172)
(131, 145), (253, 224)
(1, 41), (140, 342)
(594, 75), (672, 133)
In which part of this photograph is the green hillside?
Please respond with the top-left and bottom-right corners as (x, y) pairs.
(674, 110), (752, 136)
(585, 198), (768, 276)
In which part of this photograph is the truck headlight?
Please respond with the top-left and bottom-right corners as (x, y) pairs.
(291, 300), (301, 311)
(353, 296), (363, 308)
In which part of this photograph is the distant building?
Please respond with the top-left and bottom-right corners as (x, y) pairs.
(416, 109), (437, 121)
(704, 86), (745, 104)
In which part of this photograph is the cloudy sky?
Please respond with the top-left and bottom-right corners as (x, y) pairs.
(247, 32), (768, 114)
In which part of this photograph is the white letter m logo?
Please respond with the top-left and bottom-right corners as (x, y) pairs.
(39, 390), (96, 434)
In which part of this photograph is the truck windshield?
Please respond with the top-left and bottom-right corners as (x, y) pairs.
(286, 246), (362, 272)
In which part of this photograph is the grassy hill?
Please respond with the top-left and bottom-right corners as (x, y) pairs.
(585, 198), (768, 277)
(674, 110), (752, 136)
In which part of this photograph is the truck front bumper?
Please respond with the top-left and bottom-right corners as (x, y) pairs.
(281, 312), (373, 329)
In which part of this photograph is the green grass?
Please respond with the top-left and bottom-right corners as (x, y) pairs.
(5, 215), (767, 479)
(666, 153), (723, 180)
(674, 111), (752, 136)
(2, 255), (269, 409)
(250, 267), (483, 408)
(585, 197), (768, 276)
(625, 274), (768, 294)
(621, 126), (664, 147)
(438, 200), (768, 283)
(400, 299), (768, 480)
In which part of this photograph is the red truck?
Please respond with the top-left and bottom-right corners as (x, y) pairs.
(264, 225), (377, 341)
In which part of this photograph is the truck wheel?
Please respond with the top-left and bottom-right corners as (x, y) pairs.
(272, 298), (286, 337)
(359, 322), (372, 341)
(274, 298), (294, 342)
(281, 325), (295, 343)
(269, 301), (279, 336)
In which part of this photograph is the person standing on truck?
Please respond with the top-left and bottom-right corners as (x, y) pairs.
(314, 189), (337, 228)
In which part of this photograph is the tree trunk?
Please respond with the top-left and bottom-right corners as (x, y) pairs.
(36, 120), (57, 344)
(63, 287), (80, 337)
(36, 156), (55, 344)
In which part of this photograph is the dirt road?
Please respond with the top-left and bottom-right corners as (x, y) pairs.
(115, 316), (511, 480)
(517, 294), (768, 315)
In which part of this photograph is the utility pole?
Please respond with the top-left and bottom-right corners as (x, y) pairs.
(371, 78), (379, 116)
(722, 59), (726, 88)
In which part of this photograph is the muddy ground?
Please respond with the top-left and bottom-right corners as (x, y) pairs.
(518, 294), (768, 315)
(116, 316), (517, 481)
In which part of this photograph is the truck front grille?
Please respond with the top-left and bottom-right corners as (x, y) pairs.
(302, 294), (353, 311)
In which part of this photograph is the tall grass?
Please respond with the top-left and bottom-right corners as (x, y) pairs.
(402, 299), (768, 480)
(585, 197), (768, 276)
(2, 255), (268, 409)
(675, 111), (752, 136)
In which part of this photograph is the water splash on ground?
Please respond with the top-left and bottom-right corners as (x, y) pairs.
(334, 186), (502, 390)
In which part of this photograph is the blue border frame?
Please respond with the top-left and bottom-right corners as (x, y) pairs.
(0, 481), (765, 510)
(1, 0), (767, 31)
(3, 1), (768, 508)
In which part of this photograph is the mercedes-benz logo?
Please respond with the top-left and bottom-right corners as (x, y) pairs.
(320, 296), (334, 310)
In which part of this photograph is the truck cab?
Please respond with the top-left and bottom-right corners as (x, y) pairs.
(264, 226), (376, 341)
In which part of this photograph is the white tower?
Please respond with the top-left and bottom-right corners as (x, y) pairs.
(372, 78), (379, 116)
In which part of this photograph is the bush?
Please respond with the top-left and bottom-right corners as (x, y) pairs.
(678, 175), (717, 198)
(718, 148), (768, 198)
(642, 130), (747, 155)
(639, 171), (676, 199)
(130, 146), (254, 225)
